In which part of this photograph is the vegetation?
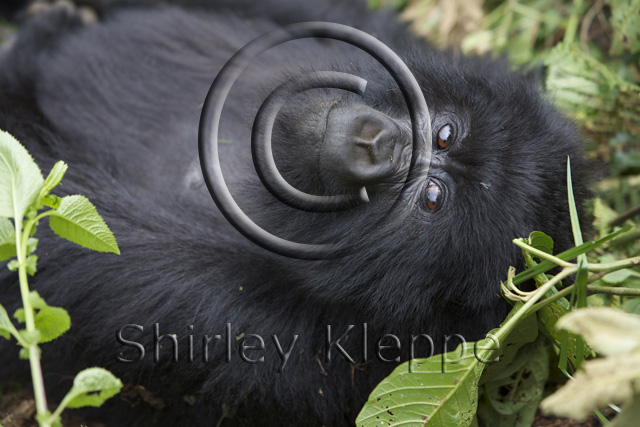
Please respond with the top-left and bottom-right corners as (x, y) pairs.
(0, 131), (122, 427)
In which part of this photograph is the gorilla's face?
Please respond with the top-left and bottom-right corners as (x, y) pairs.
(269, 56), (587, 329)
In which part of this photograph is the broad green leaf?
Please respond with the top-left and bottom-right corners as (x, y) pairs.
(59, 368), (122, 409)
(483, 340), (548, 416)
(0, 303), (22, 342)
(40, 161), (68, 199)
(527, 231), (553, 255)
(13, 292), (70, 343)
(478, 340), (549, 427)
(356, 342), (490, 427)
(48, 195), (120, 254)
(602, 268), (638, 285)
(0, 130), (44, 219)
(556, 308), (640, 356)
(35, 306), (71, 343)
(0, 217), (16, 261)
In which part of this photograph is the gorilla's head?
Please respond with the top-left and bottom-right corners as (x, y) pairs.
(266, 50), (590, 337)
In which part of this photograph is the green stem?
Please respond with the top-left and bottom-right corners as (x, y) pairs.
(563, 0), (583, 46)
(588, 256), (640, 272)
(494, 267), (576, 343)
(14, 214), (50, 427)
(513, 239), (574, 268)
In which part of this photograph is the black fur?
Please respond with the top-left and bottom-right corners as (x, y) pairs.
(0, 1), (590, 426)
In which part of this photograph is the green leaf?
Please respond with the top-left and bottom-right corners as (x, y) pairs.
(478, 340), (549, 427)
(26, 237), (38, 256)
(59, 368), (122, 410)
(480, 302), (538, 385)
(14, 292), (70, 343)
(35, 306), (71, 343)
(537, 295), (592, 369)
(607, 0), (640, 55)
(527, 231), (554, 255)
(48, 195), (120, 254)
(25, 255), (38, 276)
(0, 217), (16, 261)
(0, 303), (22, 342)
(40, 161), (68, 199)
(0, 130), (44, 219)
(7, 259), (18, 271)
(28, 290), (47, 309)
(483, 341), (548, 415)
(356, 342), (489, 427)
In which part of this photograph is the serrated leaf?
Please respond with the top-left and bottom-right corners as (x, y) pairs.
(48, 195), (120, 254)
(0, 130), (44, 219)
(35, 306), (70, 343)
(356, 342), (489, 427)
(40, 161), (68, 199)
(0, 217), (16, 261)
(60, 368), (122, 409)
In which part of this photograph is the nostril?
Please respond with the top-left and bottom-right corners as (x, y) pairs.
(354, 119), (385, 142)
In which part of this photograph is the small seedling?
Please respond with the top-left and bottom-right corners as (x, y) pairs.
(0, 130), (122, 427)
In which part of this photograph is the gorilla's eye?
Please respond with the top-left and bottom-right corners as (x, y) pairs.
(425, 180), (442, 210)
(437, 124), (452, 149)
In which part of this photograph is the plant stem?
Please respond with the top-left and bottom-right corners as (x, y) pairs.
(493, 267), (576, 343)
(513, 239), (574, 268)
(563, 0), (583, 46)
(14, 214), (50, 426)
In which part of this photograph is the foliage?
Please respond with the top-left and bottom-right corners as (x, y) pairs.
(0, 130), (122, 427)
(357, 158), (640, 426)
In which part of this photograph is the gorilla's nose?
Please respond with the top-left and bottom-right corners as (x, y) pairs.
(320, 104), (408, 189)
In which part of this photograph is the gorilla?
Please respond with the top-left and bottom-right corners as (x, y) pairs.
(0, 0), (590, 426)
